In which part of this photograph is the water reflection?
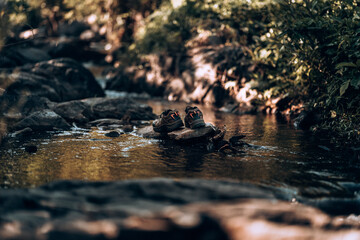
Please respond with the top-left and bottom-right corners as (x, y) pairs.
(0, 100), (359, 199)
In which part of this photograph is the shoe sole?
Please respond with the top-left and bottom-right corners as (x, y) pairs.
(153, 119), (184, 133)
(190, 119), (205, 129)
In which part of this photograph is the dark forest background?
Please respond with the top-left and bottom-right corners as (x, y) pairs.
(1, 0), (359, 145)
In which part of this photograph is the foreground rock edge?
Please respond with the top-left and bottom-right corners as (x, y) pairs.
(0, 178), (359, 240)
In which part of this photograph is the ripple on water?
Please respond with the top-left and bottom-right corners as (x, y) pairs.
(0, 101), (359, 200)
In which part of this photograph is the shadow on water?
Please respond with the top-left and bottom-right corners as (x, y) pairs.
(0, 100), (360, 200)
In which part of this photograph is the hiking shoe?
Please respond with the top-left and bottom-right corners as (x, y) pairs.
(153, 109), (184, 133)
(184, 106), (205, 129)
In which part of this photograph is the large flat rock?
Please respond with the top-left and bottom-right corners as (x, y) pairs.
(137, 123), (216, 142)
(0, 178), (359, 240)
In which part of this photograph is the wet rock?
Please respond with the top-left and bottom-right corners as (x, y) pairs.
(105, 131), (122, 138)
(293, 110), (321, 130)
(136, 125), (162, 139)
(12, 110), (71, 131)
(48, 38), (105, 62)
(167, 123), (216, 142)
(0, 47), (51, 67)
(232, 105), (258, 115)
(52, 100), (91, 123)
(24, 144), (37, 153)
(218, 103), (239, 113)
(0, 96), (53, 122)
(0, 178), (359, 240)
(1, 58), (104, 103)
(105, 66), (165, 97)
(137, 123), (218, 142)
(88, 118), (125, 127)
(123, 125), (133, 133)
(202, 82), (228, 107)
(30, 58), (105, 100)
(229, 135), (248, 147)
(83, 97), (156, 121)
(13, 127), (33, 138)
(58, 21), (91, 37)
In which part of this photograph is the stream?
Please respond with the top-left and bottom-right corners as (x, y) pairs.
(1, 98), (359, 202)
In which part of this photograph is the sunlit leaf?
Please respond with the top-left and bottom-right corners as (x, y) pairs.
(335, 62), (357, 69)
(339, 80), (350, 96)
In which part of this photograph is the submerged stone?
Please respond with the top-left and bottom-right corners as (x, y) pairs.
(105, 131), (122, 138)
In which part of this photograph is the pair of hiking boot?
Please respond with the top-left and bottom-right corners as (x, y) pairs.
(153, 106), (205, 133)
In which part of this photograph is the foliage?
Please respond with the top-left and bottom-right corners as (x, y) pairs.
(0, 0), (38, 49)
(133, 0), (360, 142)
(1, 0), (360, 142)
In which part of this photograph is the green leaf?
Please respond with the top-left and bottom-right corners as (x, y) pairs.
(340, 80), (350, 96)
(336, 62), (357, 69)
(356, 59), (360, 67)
(350, 76), (360, 89)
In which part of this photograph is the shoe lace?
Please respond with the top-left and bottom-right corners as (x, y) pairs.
(189, 110), (201, 118)
(170, 111), (179, 119)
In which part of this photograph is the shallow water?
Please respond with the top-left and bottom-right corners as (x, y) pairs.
(0, 100), (359, 199)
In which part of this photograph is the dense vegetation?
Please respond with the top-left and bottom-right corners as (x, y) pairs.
(1, 0), (359, 145)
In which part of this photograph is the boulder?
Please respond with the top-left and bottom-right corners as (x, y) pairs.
(58, 21), (91, 37)
(0, 96), (54, 121)
(48, 38), (105, 61)
(29, 58), (105, 100)
(12, 110), (71, 131)
(0, 47), (51, 67)
(293, 110), (321, 130)
(82, 97), (156, 121)
(1, 58), (104, 102)
(0, 178), (359, 240)
(52, 100), (91, 123)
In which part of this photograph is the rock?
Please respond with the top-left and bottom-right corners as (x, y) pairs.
(0, 58), (106, 133)
(136, 125), (162, 138)
(293, 110), (321, 130)
(0, 178), (359, 240)
(229, 135), (248, 147)
(232, 105), (258, 115)
(0, 47), (51, 67)
(82, 97), (156, 121)
(13, 127), (33, 138)
(0, 96), (53, 123)
(30, 58), (105, 100)
(137, 123), (218, 143)
(275, 95), (292, 111)
(123, 125), (133, 133)
(105, 131), (122, 138)
(88, 118), (125, 127)
(58, 21), (91, 37)
(1, 58), (104, 103)
(167, 123), (216, 142)
(88, 118), (124, 126)
(52, 100), (91, 123)
(24, 144), (37, 153)
(16, 47), (52, 64)
(12, 110), (71, 131)
(105, 66), (165, 97)
(48, 38), (105, 61)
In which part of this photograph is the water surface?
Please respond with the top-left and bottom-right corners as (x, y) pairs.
(0, 100), (359, 199)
